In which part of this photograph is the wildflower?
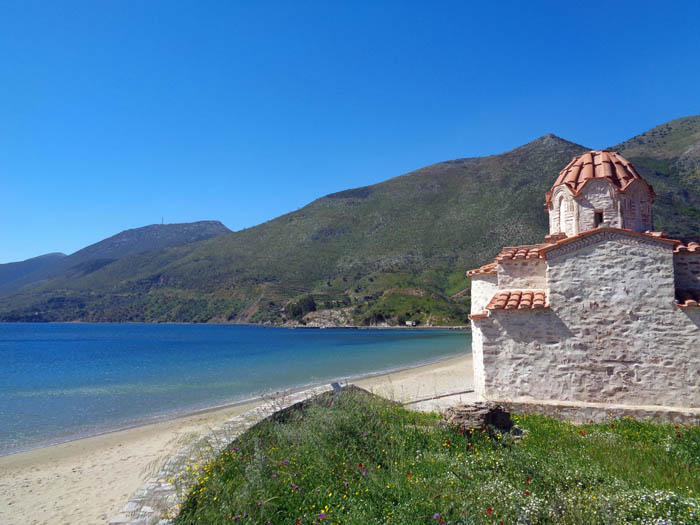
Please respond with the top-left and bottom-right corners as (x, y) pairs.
(257, 502), (262, 506)
(677, 433), (682, 438)
(486, 508), (493, 514)
(362, 432), (368, 437)
(433, 513), (440, 519)
(525, 490), (530, 496)
(445, 439), (450, 446)
(406, 472), (411, 478)
(611, 424), (615, 429)
(272, 474), (277, 478)
(526, 476), (531, 483)
(458, 428), (464, 434)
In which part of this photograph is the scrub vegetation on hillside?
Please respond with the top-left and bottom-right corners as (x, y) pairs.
(2, 116), (699, 324)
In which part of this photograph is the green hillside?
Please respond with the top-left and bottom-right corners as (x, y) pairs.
(0, 253), (67, 295)
(2, 116), (700, 325)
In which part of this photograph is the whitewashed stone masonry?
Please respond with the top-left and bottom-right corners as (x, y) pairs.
(469, 149), (700, 412)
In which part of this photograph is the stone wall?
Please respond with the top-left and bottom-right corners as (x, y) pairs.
(549, 187), (577, 236)
(470, 273), (498, 314)
(578, 179), (621, 231)
(619, 182), (653, 232)
(548, 179), (653, 236)
(497, 260), (546, 289)
(472, 232), (700, 409)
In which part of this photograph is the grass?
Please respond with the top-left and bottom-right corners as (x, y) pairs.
(171, 391), (700, 524)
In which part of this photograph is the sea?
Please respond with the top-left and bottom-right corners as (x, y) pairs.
(0, 323), (470, 456)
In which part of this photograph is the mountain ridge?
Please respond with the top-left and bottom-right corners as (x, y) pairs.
(2, 116), (699, 325)
(0, 221), (231, 295)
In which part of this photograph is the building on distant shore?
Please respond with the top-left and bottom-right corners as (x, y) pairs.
(467, 150), (700, 412)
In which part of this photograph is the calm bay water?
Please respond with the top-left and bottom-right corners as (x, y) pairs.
(0, 323), (470, 455)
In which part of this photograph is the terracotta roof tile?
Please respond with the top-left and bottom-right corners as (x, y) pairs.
(467, 228), (683, 287)
(551, 150), (654, 196)
(494, 244), (550, 263)
(674, 242), (700, 254)
(466, 262), (498, 278)
(486, 290), (548, 311)
(676, 289), (700, 308)
(468, 311), (489, 320)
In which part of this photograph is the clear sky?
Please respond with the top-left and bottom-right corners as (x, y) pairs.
(2, 0), (699, 263)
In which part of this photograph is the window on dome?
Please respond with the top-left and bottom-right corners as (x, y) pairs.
(594, 211), (604, 227)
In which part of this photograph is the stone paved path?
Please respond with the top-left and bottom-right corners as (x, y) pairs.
(108, 386), (476, 525)
(108, 386), (332, 525)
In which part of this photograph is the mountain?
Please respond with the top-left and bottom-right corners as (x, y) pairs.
(61, 220), (232, 266)
(2, 116), (699, 325)
(0, 253), (67, 295)
(0, 221), (231, 295)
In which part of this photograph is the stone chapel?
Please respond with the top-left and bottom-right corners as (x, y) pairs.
(467, 150), (700, 414)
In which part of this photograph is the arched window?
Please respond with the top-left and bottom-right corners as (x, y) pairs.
(557, 195), (566, 233)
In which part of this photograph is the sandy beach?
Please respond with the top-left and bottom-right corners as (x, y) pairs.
(0, 353), (473, 525)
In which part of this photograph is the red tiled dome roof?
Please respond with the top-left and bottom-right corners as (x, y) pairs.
(552, 151), (650, 194)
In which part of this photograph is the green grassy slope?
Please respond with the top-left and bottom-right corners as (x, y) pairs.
(171, 390), (700, 524)
(2, 116), (700, 324)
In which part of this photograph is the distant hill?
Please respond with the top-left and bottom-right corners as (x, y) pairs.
(2, 116), (699, 325)
(0, 253), (67, 295)
(0, 221), (231, 295)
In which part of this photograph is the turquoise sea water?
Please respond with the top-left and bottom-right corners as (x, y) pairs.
(0, 323), (470, 455)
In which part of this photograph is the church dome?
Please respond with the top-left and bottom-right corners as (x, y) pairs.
(552, 151), (650, 194)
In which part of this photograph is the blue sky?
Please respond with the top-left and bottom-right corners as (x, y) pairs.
(2, 1), (699, 263)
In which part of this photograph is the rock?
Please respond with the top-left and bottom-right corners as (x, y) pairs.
(121, 501), (139, 513)
(443, 402), (514, 432)
(108, 514), (130, 525)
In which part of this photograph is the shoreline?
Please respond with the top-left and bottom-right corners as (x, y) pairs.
(0, 353), (474, 525)
(0, 320), (471, 330)
(0, 349), (469, 459)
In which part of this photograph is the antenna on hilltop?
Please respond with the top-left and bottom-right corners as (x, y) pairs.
(161, 216), (164, 225)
